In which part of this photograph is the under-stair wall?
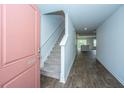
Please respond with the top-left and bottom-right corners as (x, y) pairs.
(60, 14), (76, 83)
(41, 15), (65, 67)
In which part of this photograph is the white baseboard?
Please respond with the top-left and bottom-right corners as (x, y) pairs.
(97, 58), (124, 86)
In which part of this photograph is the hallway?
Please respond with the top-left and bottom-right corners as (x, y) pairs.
(40, 50), (123, 88)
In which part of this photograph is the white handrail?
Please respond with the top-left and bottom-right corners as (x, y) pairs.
(60, 35), (68, 46)
(41, 22), (64, 48)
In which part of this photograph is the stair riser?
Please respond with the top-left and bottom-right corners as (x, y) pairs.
(41, 71), (60, 79)
(51, 50), (60, 54)
(50, 52), (61, 56)
(49, 53), (60, 57)
(45, 57), (61, 65)
(42, 62), (60, 71)
(42, 67), (60, 73)
(53, 47), (61, 51)
(45, 62), (60, 65)
(48, 57), (60, 61)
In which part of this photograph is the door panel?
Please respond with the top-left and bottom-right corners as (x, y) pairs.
(2, 5), (36, 65)
(0, 56), (36, 85)
(0, 5), (40, 88)
(3, 65), (36, 88)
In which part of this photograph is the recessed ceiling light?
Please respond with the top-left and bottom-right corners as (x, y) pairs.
(84, 27), (87, 31)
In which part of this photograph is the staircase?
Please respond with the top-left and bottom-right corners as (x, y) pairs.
(41, 32), (64, 79)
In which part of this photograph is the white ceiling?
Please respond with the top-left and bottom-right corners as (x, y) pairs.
(37, 4), (121, 33)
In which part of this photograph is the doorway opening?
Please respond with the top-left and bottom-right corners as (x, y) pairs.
(76, 31), (96, 55)
(40, 10), (65, 82)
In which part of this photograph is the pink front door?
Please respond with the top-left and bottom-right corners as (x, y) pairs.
(0, 4), (40, 88)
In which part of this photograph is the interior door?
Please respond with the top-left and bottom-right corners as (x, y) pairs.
(0, 4), (40, 88)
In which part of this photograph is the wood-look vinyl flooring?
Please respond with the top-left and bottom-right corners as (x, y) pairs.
(40, 50), (123, 88)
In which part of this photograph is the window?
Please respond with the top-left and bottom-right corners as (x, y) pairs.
(93, 39), (96, 47)
(82, 40), (87, 45)
(77, 39), (87, 49)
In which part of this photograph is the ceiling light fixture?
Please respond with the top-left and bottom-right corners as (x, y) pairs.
(84, 27), (87, 31)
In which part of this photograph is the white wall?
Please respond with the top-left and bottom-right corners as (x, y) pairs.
(96, 5), (124, 85)
(60, 14), (76, 82)
(41, 15), (65, 66)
